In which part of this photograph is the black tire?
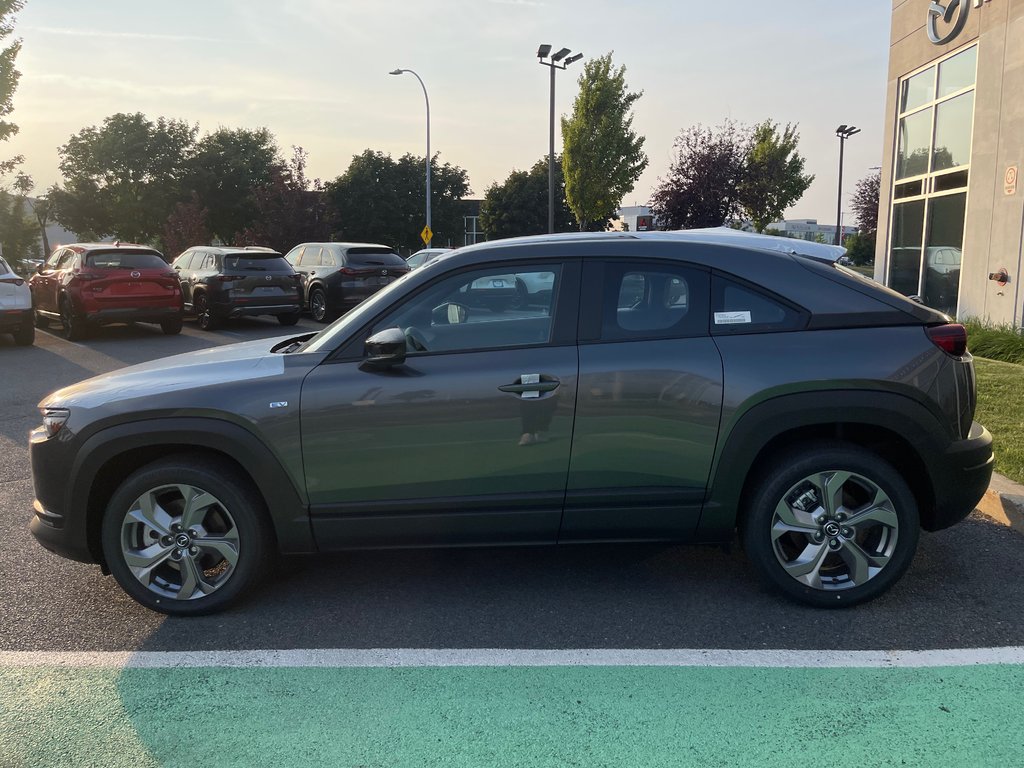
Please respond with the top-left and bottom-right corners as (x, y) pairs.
(309, 286), (333, 323)
(34, 310), (48, 329)
(59, 297), (88, 341)
(13, 323), (34, 346)
(101, 455), (274, 616)
(277, 312), (301, 326)
(194, 293), (220, 331)
(740, 441), (919, 608)
(160, 318), (183, 335)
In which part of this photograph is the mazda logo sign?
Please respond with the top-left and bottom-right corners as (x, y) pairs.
(927, 0), (970, 45)
(265, 275), (272, 281)
(130, 270), (141, 278)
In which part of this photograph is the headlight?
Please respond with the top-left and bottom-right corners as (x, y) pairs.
(41, 407), (70, 438)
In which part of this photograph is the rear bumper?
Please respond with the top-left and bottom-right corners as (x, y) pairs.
(0, 308), (32, 329)
(223, 301), (301, 318)
(84, 306), (182, 325)
(925, 420), (994, 531)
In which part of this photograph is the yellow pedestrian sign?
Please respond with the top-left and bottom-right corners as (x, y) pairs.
(420, 225), (432, 245)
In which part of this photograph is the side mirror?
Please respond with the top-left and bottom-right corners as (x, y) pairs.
(431, 302), (468, 326)
(362, 327), (407, 370)
(35, 264), (44, 274)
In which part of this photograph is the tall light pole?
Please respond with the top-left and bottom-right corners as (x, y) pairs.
(390, 68), (431, 247)
(537, 45), (582, 234)
(835, 125), (861, 246)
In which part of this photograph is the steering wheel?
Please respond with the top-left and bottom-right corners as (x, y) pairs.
(404, 326), (429, 352)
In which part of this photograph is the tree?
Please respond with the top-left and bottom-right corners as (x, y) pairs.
(650, 121), (747, 230)
(479, 156), (575, 239)
(851, 168), (881, 234)
(162, 193), (211, 259)
(233, 147), (328, 253)
(561, 53), (647, 231)
(0, 0), (23, 175)
(0, 172), (40, 269)
(738, 121), (814, 233)
(183, 127), (280, 243)
(325, 149), (470, 251)
(843, 231), (875, 266)
(49, 112), (198, 243)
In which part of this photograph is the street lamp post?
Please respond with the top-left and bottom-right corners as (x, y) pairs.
(390, 68), (431, 247)
(835, 124), (861, 246)
(537, 45), (583, 234)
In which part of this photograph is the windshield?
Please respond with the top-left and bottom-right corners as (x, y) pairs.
(301, 269), (417, 354)
(86, 251), (167, 269)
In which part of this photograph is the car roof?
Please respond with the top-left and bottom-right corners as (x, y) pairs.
(455, 228), (847, 264)
(183, 246), (282, 256)
(61, 242), (161, 253)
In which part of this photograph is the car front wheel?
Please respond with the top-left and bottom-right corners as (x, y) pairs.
(741, 441), (919, 608)
(101, 456), (273, 615)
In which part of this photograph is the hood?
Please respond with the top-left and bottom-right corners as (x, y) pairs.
(41, 336), (292, 411)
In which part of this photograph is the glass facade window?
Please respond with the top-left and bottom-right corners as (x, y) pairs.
(887, 44), (976, 317)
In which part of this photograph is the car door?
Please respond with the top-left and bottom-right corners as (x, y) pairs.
(561, 259), (723, 542)
(32, 249), (65, 313)
(300, 260), (580, 549)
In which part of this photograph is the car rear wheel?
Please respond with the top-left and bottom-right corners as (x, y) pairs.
(160, 318), (183, 335)
(309, 286), (333, 323)
(741, 441), (919, 608)
(13, 323), (34, 346)
(194, 293), (220, 331)
(277, 312), (301, 326)
(101, 456), (273, 616)
(60, 297), (88, 341)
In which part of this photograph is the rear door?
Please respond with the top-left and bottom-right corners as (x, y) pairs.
(339, 247), (410, 304)
(31, 249), (65, 313)
(561, 259), (723, 542)
(223, 252), (300, 307)
(173, 251), (197, 309)
(300, 259), (580, 549)
(83, 250), (178, 309)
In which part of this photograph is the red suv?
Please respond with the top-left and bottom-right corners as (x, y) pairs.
(30, 243), (184, 340)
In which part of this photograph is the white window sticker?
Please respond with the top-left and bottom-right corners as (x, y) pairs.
(714, 310), (752, 325)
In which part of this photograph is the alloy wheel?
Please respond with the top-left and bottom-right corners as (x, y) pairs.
(118, 483), (240, 601)
(770, 470), (899, 591)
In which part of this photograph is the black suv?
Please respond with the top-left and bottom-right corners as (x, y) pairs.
(284, 242), (411, 322)
(172, 246), (302, 330)
(29, 230), (993, 615)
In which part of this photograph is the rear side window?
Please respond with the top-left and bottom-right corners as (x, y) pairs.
(711, 275), (806, 334)
(297, 247), (322, 267)
(223, 255), (291, 271)
(595, 262), (709, 341)
(345, 247), (406, 267)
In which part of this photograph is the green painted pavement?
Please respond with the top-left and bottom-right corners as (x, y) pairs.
(3, 665), (1023, 767)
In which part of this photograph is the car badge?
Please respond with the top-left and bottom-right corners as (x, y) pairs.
(381, 269), (387, 276)
(265, 275), (272, 281)
(130, 270), (141, 278)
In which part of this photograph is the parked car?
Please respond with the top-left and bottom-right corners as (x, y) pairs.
(171, 246), (302, 330)
(284, 242), (411, 322)
(0, 255), (34, 346)
(29, 229), (992, 615)
(406, 248), (452, 269)
(29, 243), (183, 340)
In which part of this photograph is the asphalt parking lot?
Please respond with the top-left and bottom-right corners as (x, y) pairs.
(2, 317), (1024, 766)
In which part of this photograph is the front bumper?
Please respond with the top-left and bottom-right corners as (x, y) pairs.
(29, 424), (97, 564)
(925, 420), (994, 531)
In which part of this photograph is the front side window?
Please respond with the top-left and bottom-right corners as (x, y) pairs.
(370, 264), (562, 355)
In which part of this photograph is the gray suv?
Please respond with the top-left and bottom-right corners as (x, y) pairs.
(29, 230), (993, 615)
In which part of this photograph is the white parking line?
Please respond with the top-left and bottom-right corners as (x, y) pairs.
(3, 646), (1024, 669)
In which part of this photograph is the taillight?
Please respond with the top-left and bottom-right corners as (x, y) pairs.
(927, 324), (968, 357)
(217, 275), (244, 282)
(0, 277), (24, 286)
(339, 267), (357, 276)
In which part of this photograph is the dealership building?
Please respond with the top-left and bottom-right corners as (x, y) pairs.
(875, 0), (1023, 326)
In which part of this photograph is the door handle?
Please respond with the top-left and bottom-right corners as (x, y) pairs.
(499, 374), (560, 397)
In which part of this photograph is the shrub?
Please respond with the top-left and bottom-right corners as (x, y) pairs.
(963, 318), (1024, 365)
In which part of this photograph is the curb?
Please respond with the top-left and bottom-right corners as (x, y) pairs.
(975, 472), (1024, 534)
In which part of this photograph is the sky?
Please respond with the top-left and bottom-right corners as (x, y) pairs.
(6, 0), (893, 226)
